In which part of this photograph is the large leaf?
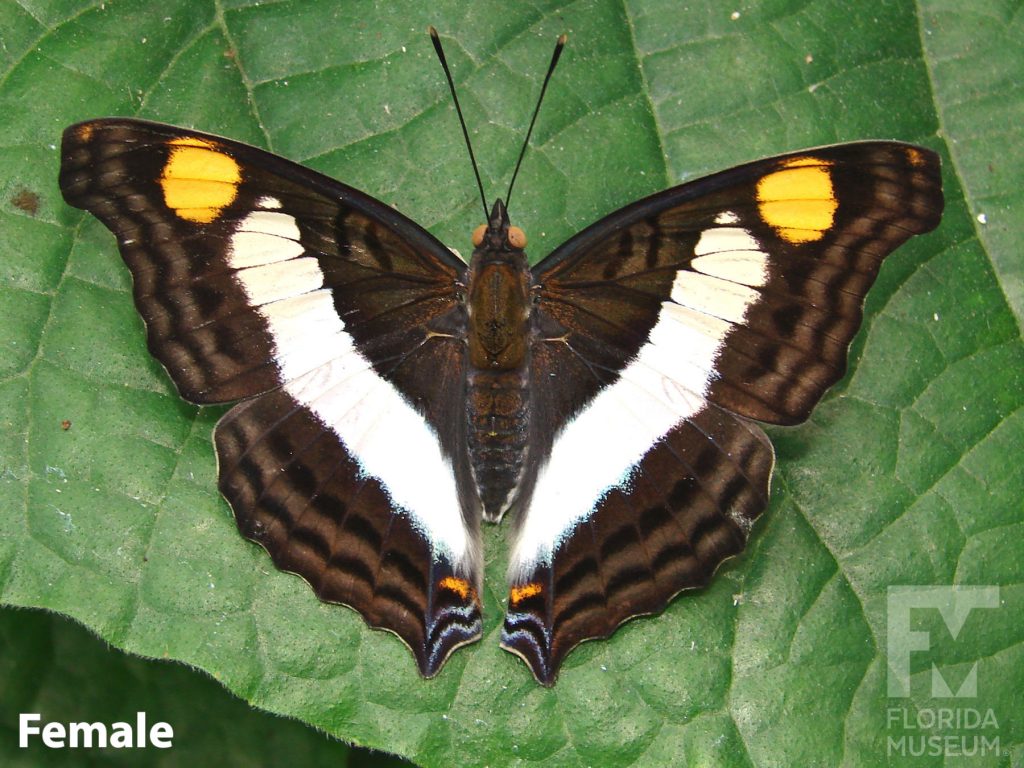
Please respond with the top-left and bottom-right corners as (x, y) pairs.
(2, 0), (1021, 765)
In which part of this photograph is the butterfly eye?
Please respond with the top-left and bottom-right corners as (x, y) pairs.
(508, 226), (527, 249)
(472, 224), (486, 246)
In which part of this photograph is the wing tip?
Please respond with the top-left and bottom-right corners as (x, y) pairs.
(499, 634), (558, 687)
(418, 611), (484, 678)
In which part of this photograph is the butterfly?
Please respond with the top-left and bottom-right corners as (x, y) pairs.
(58, 29), (943, 685)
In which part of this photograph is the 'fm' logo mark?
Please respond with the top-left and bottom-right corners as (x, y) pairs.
(887, 586), (1000, 698)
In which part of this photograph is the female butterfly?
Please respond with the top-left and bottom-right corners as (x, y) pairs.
(59, 28), (943, 684)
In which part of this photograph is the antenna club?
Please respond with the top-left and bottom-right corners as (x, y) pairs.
(557, 34), (568, 45)
(428, 26), (439, 38)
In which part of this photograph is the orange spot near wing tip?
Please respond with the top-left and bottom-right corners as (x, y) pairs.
(510, 582), (542, 605)
(160, 138), (241, 222)
(76, 123), (95, 142)
(439, 576), (475, 601)
(906, 146), (927, 167)
(756, 157), (837, 244)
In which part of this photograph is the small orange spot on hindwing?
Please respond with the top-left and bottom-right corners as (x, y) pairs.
(439, 576), (474, 601)
(510, 582), (543, 605)
(160, 136), (241, 224)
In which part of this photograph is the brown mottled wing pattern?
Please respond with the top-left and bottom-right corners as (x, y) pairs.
(60, 118), (481, 677)
(503, 142), (943, 683)
(504, 406), (773, 684)
(214, 386), (478, 676)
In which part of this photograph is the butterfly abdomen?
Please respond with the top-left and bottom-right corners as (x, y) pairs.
(466, 369), (531, 522)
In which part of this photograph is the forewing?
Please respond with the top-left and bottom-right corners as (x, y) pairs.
(529, 142), (943, 431)
(59, 119), (481, 676)
(59, 119), (467, 409)
(504, 142), (943, 683)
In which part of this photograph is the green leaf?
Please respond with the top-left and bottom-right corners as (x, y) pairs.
(2, 1), (1022, 766)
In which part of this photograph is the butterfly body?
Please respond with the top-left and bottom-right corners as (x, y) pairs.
(59, 116), (942, 685)
(464, 199), (534, 522)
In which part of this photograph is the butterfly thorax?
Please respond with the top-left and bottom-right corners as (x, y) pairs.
(465, 200), (532, 522)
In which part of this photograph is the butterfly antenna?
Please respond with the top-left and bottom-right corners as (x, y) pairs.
(429, 26), (489, 221)
(505, 33), (567, 209)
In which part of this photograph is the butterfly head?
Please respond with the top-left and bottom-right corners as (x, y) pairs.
(472, 198), (527, 253)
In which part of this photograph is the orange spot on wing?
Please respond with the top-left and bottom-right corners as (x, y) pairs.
(906, 146), (927, 167)
(510, 582), (543, 605)
(160, 137), (241, 223)
(439, 576), (474, 601)
(756, 157), (837, 244)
